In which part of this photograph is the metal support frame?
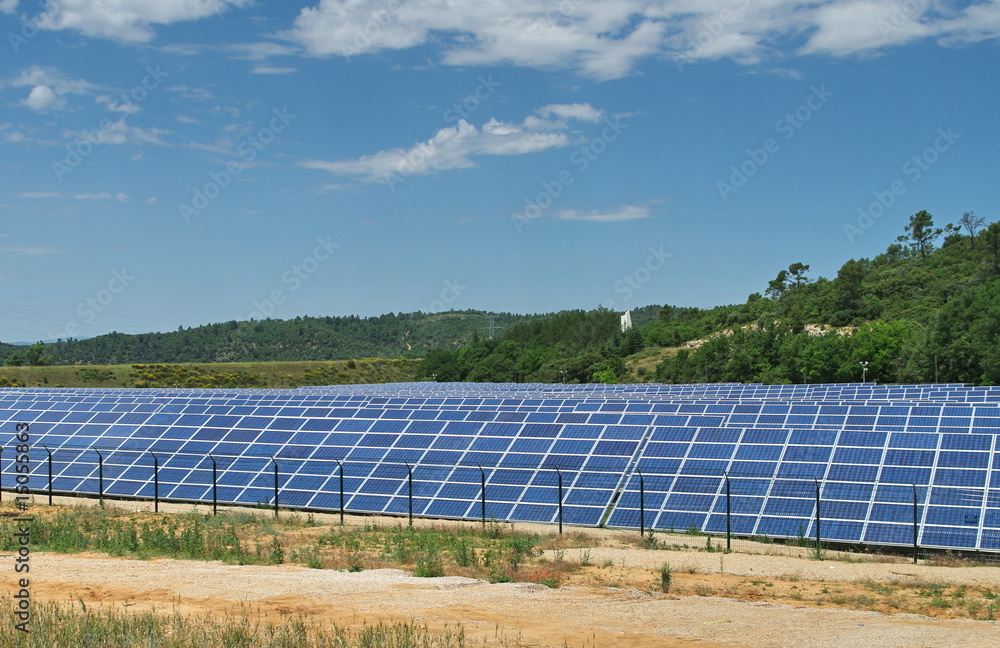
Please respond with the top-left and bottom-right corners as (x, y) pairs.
(42, 444), (53, 505)
(149, 452), (159, 513)
(270, 456), (279, 518)
(95, 450), (104, 507)
(207, 453), (218, 516)
(335, 459), (345, 526)
(405, 462), (413, 527)
(555, 467), (564, 535)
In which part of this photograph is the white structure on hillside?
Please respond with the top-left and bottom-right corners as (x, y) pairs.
(620, 310), (633, 332)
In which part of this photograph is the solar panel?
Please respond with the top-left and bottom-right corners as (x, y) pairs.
(1, 382), (999, 552)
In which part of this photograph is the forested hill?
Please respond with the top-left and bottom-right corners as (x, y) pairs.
(417, 211), (1000, 386)
(0, 311), (537, 365)
(4, 210), (997, 385)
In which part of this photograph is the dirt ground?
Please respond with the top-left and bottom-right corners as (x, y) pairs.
(6, 550), (1000, 647)
(4, 497), (1000, 647)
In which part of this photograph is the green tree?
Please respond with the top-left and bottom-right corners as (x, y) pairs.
(897, 210), (942, 259)
(25, 343), (52, 366)
(786, 262), (811, 288)
(622, 326), (645, 356)
(959, 210), (985, 248)
(833, 258), (866, 315)
(766, 269), (789, 299)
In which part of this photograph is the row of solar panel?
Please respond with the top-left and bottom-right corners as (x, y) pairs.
(6, 393), (1000, 416)
(5, 401), (1000, 438)
(7, 445), (998, 548)
(5, 416), (1000, 549)
(6, 381), (1000, 402)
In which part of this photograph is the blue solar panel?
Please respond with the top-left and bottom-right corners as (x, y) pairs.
(2, 382), (1000, 550)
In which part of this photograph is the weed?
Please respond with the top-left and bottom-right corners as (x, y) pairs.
(452, 539), (475, 568)
(659, 563), (672, 592)
(414, 546), (444, 578)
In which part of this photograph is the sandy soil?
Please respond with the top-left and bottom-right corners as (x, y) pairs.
(3, 550), (997, 648)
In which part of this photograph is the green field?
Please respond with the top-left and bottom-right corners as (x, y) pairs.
(0, 358), (418, 389)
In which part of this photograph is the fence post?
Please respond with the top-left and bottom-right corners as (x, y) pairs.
(149, 452), (159, 513)
(153, 452), (160, 512)
(95, 450), (104, 507)
(725, 472), (732, 552)
(813, 478), (821, 560)
(42, 445), (53, 505)
(270, 456), (279, 519)
(912, 484), (919, 564)
(335, 459), (344, 526)
(555, 467), (563, 535)
(478, 463), (486, 529)
(638, 470), (645, 539)
(208, 453), (217, 516)
(405, 462), (413, 528)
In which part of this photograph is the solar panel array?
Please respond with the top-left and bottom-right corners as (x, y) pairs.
(1, 382), (998, 552)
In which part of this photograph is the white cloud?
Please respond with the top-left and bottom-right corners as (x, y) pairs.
(19, 191), (61, 199)
(167, 85), (214, 101)
(35, 0), (252, 43)
(799, 1), (933, 56)
(6, 66), (99, 112)
(72, 192), (130, 202)
(24, 85), (64, 112)
(0, 0), (18, 14)
(250, 65), (298, 75)
(300, 110), (580, 182)
(0, 246), (65, 255)
(538, 103), (604, 123)
(227, 41), (301, 61)
(19, 191), (129, 202)
(280, 1), (1000, 79)
(64, 119), (172, 147)
(96, 94), (141, 114)
(557, 204), (652, 222)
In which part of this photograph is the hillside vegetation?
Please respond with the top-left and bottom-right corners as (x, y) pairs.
(0, 359), (416, 389)
(420, 210), (1000, 386)
(4, 210), (995, 387)
(0, 310), (532, 365)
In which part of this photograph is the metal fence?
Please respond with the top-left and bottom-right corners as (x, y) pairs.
(3, 444), (998, 558)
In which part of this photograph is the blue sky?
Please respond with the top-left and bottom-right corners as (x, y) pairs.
(0, 0), (998, 343)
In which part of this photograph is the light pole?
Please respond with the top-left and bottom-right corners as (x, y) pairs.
(860, 361), (870, 383)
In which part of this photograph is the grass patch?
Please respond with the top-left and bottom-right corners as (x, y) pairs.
(0, 600), (474, 647)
